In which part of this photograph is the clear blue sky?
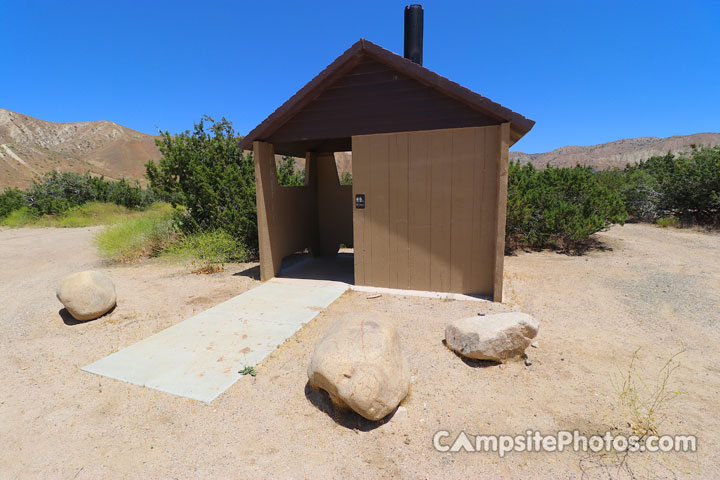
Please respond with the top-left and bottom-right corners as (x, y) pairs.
(1, 0), (718, 153)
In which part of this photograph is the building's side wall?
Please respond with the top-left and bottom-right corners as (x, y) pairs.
(315, 153), (353, 256)
(254, 141), (318, 281)
(351, 125), (508, 298)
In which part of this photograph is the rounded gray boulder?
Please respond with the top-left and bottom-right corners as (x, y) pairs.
(56, 271), (116, 321)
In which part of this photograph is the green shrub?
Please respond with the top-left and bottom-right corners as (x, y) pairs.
(145, 116), (258, 254)
(23, 171), (155, 216)
(631, 146), (720, 225)
(25, 171), (99, 214)
(506, 163), (627, 251)
(277, 156), (305, 186)
(104, 178), (157, 208)
(340, 171), (353, 186)
(595, 168), (661, 222)
(618, 169), (662, 221)
(95, 203), (177, 262)
(0, 188), (25, 219)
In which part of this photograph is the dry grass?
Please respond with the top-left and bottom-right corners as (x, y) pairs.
(94, 203), (177, 262)
(614, 345), (686, 438)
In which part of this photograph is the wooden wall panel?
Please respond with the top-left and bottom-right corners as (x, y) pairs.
(352, 125), (506, 298)
(388, 133), (409, 289)
(351, 137), (369, 285)
(469, 126), (499, 295)
(369, 134), (390, 287)
(407, 132), (431, 290)
(449, 128), (475, 293)
(429, 130), (453, 292)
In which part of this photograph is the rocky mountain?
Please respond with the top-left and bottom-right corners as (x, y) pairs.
(0, 109), (161, 189)
(510, 133), (720, 169)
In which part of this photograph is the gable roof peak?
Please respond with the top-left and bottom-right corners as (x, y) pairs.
(239, 39), (534, 152)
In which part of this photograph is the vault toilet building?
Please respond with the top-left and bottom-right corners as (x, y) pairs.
(239, 5), (534, 302)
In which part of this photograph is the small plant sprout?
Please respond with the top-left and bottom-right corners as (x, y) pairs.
(239, 365), (256, 377)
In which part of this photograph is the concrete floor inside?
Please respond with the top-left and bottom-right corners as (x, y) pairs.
(278, 251), (355, 284)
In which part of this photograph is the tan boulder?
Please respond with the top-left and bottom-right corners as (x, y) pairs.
(445, 312), (539, 363)
(56, 271), (116, 321)
(307, 313), (410, 421)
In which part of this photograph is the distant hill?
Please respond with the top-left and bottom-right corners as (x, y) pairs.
(0, 109), (162, 189)
(3, 107), (717, 190)
(510, 133), (720, 169)
(326, 133), (720, 176)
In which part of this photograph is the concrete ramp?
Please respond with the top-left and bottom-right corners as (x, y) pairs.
(83, 279), (348, 402)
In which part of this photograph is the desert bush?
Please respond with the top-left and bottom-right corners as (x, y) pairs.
(631, 146), (720, 225)
(0, 188), (25, 219)
(277, 156), (305, 186)
(618, 169), (663, 221)
(25, 171), (99, 214)
(104, 178), (157, 208)
(506, 163), (627, 251)
(340, 171), (353, 186)
(145, 116), (257, 254)
(23, 171), (155, 216)
(595, 168), (662, 221)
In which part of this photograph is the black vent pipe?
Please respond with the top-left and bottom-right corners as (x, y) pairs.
(404, 5), (423, 66)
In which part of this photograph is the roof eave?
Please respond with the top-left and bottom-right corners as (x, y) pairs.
(239, 39), (535, 151)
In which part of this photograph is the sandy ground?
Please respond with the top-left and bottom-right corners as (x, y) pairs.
(1, 224), (718, 479)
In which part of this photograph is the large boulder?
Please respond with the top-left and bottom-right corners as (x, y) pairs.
(445, 312), (539, 363)
(308, 314), (410, 421)
(56, 271), (116, 321)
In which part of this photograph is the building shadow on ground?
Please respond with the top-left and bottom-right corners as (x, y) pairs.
(234, 253), (355, 284)
(233, 264), (260, 280)
(279, 253), (355, 283)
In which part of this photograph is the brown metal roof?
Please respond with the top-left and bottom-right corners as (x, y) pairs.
(239, 39), (534, 156)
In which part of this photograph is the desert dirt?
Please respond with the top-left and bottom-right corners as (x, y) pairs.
(1, 223), (718, 479)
